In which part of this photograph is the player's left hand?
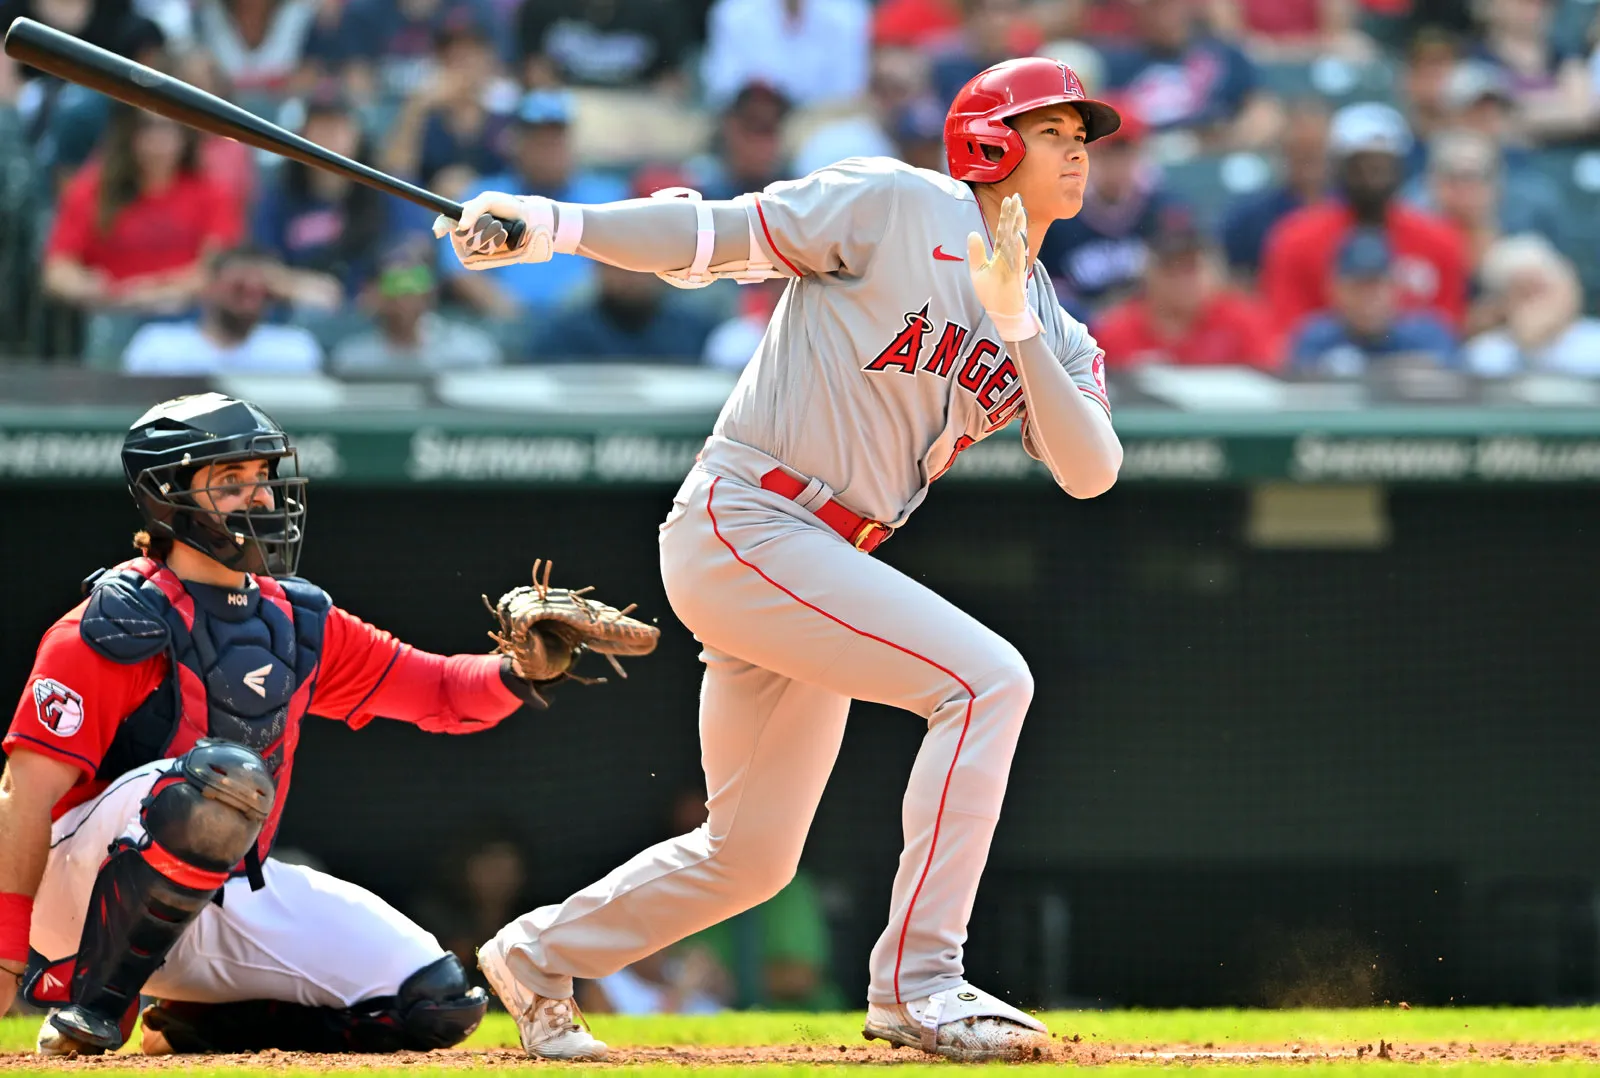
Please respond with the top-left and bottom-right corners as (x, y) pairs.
(966, 193), (1039, 341)
(432, 192), (554, 270)
(485, 559), (661, 683)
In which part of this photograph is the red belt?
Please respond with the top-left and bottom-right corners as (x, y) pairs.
(759, 468), (892, 553)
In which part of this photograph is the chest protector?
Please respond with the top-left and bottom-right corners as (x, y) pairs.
(78, 558), (331, 866)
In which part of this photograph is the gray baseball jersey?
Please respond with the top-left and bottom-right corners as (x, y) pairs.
(705, 156), (1110, 527)
(487, 156), (1109, 1020)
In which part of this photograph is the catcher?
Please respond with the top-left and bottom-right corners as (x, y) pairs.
(0, 392), (656, 1057)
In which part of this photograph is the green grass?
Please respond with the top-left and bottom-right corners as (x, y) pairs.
(4, 1010), (1598, 1073)
(486, 1009), (1600, 1049)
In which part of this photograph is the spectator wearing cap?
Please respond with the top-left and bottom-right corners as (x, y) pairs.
(120, 244), (324, 374)
(1461, 234), (1600, 376)
(701, 0), (871, 109)
(381, 8), (514, 190)
(1287, 228), (1458, 376)
(1261, 102), (1470, 337)
(332, 244), (502, 373)
(253, 84), (393, 307)
(684, 83), (795, 203)
(1471, 0), (1591, 140)
(1220, 98), (1330, 276)
(1098, 0), (1279, 150)
(440, 89), (629, 343)
(890, 95), (948, 173)
(518, 0), (691, 90)
(526, 260), (718, 364)
(1036, 102), (1185, 316)
(1092, 208), (1280, 369)
(792, 48), (928, 177)
(1406, 129), (1565, 301)
(1442, 58), (1517, 147)
(1404, 61), (1570, 243)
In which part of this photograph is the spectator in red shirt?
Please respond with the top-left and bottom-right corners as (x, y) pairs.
(872, 0), (960, 49)
(1211, 0), (1376, 60)
(1092, 205), (1281, 369)
(43, 104), (243, 318)
(1260, 101), (1469, 337)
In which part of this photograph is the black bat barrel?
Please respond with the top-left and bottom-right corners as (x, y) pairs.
(2, 17), (525, 246)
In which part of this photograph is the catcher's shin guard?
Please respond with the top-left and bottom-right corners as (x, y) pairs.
(142, 954), (489, 1054)
(48, 742), (273, 1054)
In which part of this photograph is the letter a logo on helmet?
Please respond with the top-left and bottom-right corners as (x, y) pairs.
(944, 57), (1122, 184)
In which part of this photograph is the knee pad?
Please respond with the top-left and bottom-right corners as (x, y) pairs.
(396, 954), (489, 1050)
(144, 740), (275, 873)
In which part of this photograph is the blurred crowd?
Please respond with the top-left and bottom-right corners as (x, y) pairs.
(4, 0), (1600, 378)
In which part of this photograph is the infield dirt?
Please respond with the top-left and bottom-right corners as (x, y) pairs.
(2, 1038), (1598, 1068)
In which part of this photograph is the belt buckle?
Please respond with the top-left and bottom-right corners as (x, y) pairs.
(852, 520), (889, 551)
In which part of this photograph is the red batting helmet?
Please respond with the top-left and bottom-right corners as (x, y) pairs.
(945, 58), (1122, 184)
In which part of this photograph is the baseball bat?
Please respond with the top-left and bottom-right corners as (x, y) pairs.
(2, 17), (525, 248)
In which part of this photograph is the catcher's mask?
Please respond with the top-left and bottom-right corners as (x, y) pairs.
(122, 393), (308, 577)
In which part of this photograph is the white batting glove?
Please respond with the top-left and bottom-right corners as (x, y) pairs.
(432, 192), (555, 270)
(966, 193), (1040, 341)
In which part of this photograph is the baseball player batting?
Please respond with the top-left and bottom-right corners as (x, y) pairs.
(436, 58), (1124, 1062)
(0, 393), (656, 1057)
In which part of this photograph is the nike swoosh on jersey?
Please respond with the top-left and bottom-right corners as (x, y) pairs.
(932, 246), (962, 262)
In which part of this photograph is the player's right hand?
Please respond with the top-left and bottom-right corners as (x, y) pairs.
(433, 193), (554, 270)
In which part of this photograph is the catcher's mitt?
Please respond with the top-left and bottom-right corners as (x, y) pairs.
(484, 559), (661, 683)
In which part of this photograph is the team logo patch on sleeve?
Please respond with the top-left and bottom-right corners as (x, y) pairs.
(32, 679), (85, 737)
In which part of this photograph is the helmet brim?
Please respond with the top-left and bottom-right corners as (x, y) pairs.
(1002, 97), (1122, 144)
(1074, 99), (1122, 144)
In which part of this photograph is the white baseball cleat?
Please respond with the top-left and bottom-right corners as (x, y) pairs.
(863, 981), (1052, 1062)
(476, 936), (608, 1061)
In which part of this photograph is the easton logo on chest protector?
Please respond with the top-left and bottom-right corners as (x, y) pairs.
(861, 304), (1025, 431)
(76, 557), (331, 863)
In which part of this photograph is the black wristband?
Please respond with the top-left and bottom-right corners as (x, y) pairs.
(498, 655), (564, 708)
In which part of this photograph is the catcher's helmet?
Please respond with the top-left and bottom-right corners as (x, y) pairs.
(945, 57), (1122, 184)
(122, 393), (308, 577)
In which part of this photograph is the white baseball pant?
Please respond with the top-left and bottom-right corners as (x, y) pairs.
(491, 460), (1033, 1005)
(32, 759), (445, 1006)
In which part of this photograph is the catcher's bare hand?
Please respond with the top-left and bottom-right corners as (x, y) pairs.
(484, 559), (660, 683)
